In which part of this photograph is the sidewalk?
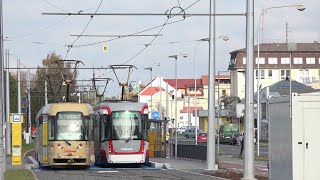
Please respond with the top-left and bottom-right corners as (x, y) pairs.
(150, 155), (268, 178)
(6, 149), (36, 171)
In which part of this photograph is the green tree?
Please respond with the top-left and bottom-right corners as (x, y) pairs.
(4, 71), (18, 113)
(31, 52), (78, 123)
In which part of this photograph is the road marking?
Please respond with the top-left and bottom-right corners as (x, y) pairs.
(97, 170), (118, 173)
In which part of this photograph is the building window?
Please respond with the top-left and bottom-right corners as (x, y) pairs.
(281, 58), (290, 64)
(306, 58), (315, 64)
(268, 70), (273, 79)
(268, 58), (277, 64)
(255, 58), (265, 64)
(293, 57), (303, 64)
(299, 70), (310, 83)
(280, 70), (290, 79)
(255, 69), (265, 79)
(243, 58), (246, 64)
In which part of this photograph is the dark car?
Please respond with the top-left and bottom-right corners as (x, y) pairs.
(231, 132), (243, 146)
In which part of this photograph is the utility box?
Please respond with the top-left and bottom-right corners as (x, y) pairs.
(268, 93), (320, 180)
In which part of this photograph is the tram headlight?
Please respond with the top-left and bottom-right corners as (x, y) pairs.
(102, 110), (108, 114)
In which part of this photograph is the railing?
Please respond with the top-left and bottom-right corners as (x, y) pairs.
(168, 140), (208, 161)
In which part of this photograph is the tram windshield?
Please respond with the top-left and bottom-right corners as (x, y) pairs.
(51, 112), (89, 141)
(101, 111), (142, 141)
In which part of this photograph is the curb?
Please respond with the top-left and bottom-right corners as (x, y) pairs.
(162, 163), (171, 169)
(149, 161), (164, 169)
(26, 156), (39, 170)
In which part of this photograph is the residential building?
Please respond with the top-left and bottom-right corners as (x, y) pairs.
(138, 75), (231, 130)
(228, 42), (320, 99)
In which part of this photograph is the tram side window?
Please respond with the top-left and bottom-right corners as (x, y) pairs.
(141, 114), (149, 141)
(89, 115), (94, 141)
(100, 115), (112, 141)
(48, 116), (55, 140)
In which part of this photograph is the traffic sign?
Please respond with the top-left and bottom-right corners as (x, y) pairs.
(151, 111), (160, 120)
(103, 44), (109, 53)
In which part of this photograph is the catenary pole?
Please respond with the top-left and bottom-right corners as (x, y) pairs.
(243, 0), (256, 179)
(0, 0), (5, 177)
(207, 0), (217, 170)
(5, 49), (10, 155)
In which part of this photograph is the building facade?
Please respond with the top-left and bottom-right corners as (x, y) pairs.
(138, 75), (231, 129)
(228, 42), (320, 99)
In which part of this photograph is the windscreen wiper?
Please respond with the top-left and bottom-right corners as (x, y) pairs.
(57, 133), (72, 146)
(64, 139), (72, 146)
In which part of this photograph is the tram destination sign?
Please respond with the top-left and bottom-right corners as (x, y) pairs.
(57, 112), (82, 120)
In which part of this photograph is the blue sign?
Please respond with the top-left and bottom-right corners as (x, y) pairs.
(151, 111), (160, 120)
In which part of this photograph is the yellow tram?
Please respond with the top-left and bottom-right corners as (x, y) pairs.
(35, 103), (95, 167)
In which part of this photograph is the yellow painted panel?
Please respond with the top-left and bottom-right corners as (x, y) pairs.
(11, 115), (22, 165)
(12, 156), (22, 165)
(50, 103), (91, 116)
(43, 123), (48, 145)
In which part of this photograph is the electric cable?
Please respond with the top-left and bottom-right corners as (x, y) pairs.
(42, 0), (69, 13)
(5, 15), (70, 39)
(94, 0), (201, 79)
(63, 0), (104, 60)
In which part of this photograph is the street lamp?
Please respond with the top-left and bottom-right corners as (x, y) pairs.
(168, 53), (187, 159)
(144, 67), (153, 118)
(193, 36), (229, 146)
(256, 3), (305, 156)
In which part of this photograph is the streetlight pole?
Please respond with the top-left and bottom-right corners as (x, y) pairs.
(194, 36), (228, 146)
(173, 55), (178, 159)
(145, 67), (153, 118)
(169, 54), (187, 159)
(0, 0), (5, 177)
(256, 3), (305, 157)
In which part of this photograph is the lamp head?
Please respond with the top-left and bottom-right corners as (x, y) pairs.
(181, 54), (188, 58)
(168, 55), (178, 59)
(199, 38), (210, 42)
(297, 4), (306, 11)
(221, 36), (229, 41)
(145, 67), (152, 71)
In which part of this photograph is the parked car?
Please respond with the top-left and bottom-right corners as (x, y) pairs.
(176, 126), (187, 134)
(219, 124), (239, 144)
(185, 128), (203, 138)
(197, 132), (207, 142)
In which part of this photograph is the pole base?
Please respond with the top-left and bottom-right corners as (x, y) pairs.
(241, 178), (257, 180)
(205, 164), (219, 171)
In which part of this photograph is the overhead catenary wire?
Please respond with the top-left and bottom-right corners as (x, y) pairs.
(5, 15), (70, 39)
(32, 0), (201, 90)
(94, 0), (201, 79)
(63, 0), (104, 60)
(42, 0), (69, 13)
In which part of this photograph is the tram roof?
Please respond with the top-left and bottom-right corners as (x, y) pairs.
(37, 103), (94, 116)
(94, 101), (147, 111)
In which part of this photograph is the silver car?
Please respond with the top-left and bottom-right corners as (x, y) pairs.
(184, 128), (203, 138)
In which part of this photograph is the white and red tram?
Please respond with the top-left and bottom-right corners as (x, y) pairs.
(93, 101), (150, 166)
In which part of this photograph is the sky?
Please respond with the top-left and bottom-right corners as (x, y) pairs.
(3, 0), (319, 96)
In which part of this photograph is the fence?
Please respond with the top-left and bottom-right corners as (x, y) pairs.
(168, 140), (208, 161)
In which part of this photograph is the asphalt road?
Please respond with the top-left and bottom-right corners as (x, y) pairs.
(168, 137), (268, 157)
(33, 166), (222, 180)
